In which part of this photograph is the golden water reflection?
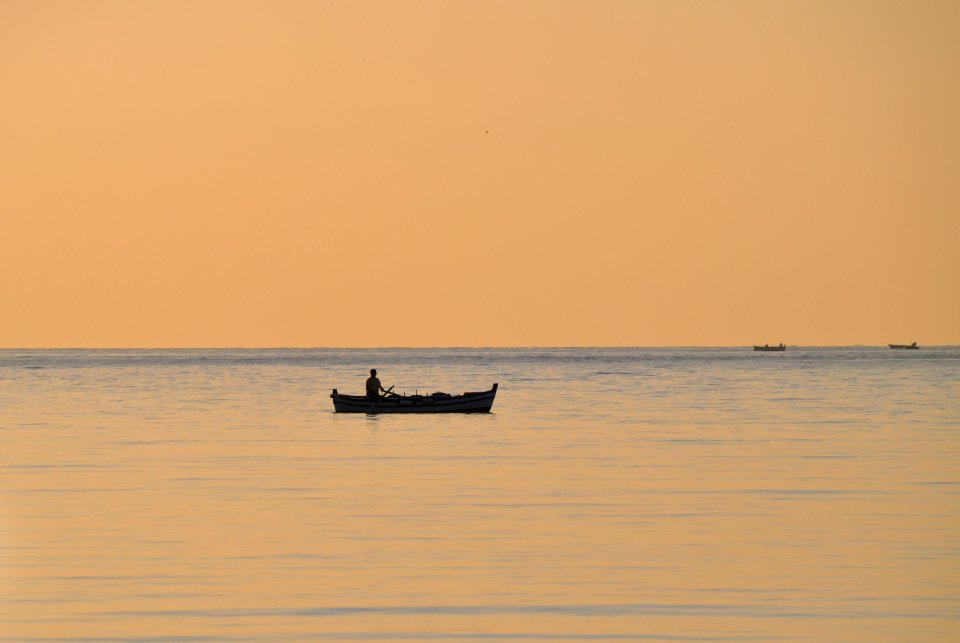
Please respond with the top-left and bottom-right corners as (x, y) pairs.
(1, 348), (958, 641)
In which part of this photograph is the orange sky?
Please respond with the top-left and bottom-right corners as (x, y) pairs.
(1, 0), (958, 347)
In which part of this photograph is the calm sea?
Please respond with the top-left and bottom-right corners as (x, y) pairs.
(2, 347), (959, 642)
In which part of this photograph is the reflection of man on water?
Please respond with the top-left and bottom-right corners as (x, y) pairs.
(366, 369), (387, 400)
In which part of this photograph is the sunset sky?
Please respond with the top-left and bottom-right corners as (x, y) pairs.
(2, 0), (957, 347)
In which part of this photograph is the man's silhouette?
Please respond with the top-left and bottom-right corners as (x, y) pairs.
(366, 369), (386, 401)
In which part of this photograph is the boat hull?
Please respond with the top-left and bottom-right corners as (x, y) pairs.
(888, 344), (919, 349)
(331, 384), (498, 414)
(753, 345), (786, 352)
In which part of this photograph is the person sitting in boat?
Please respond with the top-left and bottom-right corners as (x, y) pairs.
(366, 369), (387, 400)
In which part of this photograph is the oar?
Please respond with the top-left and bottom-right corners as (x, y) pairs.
(366, 385), (395, 414)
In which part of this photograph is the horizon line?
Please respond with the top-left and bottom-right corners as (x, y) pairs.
(1, 344), (956, 350)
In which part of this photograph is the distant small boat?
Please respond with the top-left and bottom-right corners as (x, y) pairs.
(889, 342), (919, 350)
(331, 383), (498, 414)
(754, 344), (786, 352)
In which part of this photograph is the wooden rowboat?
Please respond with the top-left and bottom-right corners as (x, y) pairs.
(754, 344), (786, 352)
(331, 383), (498, 414)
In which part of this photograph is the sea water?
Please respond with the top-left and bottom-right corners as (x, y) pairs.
(1, 347), (958, 641)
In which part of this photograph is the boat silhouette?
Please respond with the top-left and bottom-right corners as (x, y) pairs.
(753, 343), (786, 352)
(331, 383), (498, 414)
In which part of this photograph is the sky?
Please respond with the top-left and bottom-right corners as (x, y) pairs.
(1, 0), (958, 347)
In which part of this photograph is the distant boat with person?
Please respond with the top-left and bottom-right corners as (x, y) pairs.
(888, 342), (919, 349)
(754, 343), (786, 352)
